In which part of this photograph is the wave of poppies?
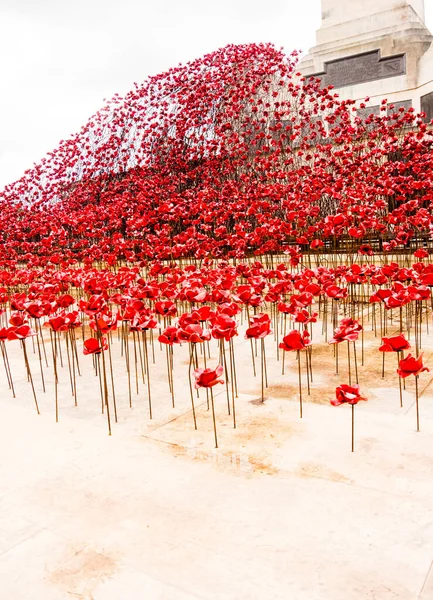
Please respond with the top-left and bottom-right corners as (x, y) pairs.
(0, 43), (432, 266)
(1, 43), (433, 450)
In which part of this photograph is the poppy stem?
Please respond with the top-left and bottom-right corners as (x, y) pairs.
(351, 403), (355, 453)
(353, 342), (359, 384)
(297, 350), (303, 418)
(107, 337), (118, 423)
(188, 344), (197, 430)
(137, 329), (145, 384)
(65, 330), (74, 396)
(1, 341), (15, 397)
(50, 331), (58, 422)
(170, 345), (175, 407)
(415, 374), (420, 432)
(323, 298), (328, 342)
(379, 302), (383, 340)
(69, 331), (78, 407)
(229, 339), (236, 428)
(229, 338), (238, 397)
(97, 353), (111, 435)
(221, 341), (231, 415)
(143, 331), (152, 420)
(209, 388), (218, 449)
(38, 321), (49, 368)
(335, 342), (339, 375)
(203, 341), (209, 410)
(260, 338), (265, 402)
(125, 325), (132, 408)
(166, 345), (175, 407)
(71, 329), (81, 376)
(249, 336), (256, 376)
(417, 300), (422, 350)
(58, 332), (64, 368)
(101, 353), (112, 435)
(150, 329), (155, 364)
(22, 340), (39, 415)
(132, 330), (139, 394)
(397, 352), (403, 408)
(347, 340), (351, 386)
(308, 345), (313, 383)
(35, 321), (46, 393)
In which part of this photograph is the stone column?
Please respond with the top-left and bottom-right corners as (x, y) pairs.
(299, 0), (432, 110)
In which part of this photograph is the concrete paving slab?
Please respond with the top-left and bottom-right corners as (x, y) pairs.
(1, 321), (433, 599)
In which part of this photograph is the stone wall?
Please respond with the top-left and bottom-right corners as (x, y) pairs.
(299, 0), (433, 119)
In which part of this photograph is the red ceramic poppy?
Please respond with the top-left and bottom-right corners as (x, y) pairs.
(82, 294), (109, 315)
(154, 300), (177, 317)
(329, 318), (362, 344)
(290, 292), (313, 308)
(57, 294), (76, 308)
(25, 301), (51, 319)
(414, 248), (429, 259)
(245, 313), (272, 339)
(184, 287), (207, 303)
(130, 314), (158, 331)
(218, 302), (241, 316)
(293, 309), (318, 324)
(277, 301), (296, 315)
(379, 335), (410, 353)
(9, 312), (26, 327)
(83, 337), (108, 355)
(407, 286), (430, 301)
(64, 311), (82, 329)
(211, 314), (238, 341)
(279, 329), (312, 351)
(331, 384), (367, 406)
(397, 354), (429, 378)
(191, 306), (215, 323)
(158, 325), (179, 345)
(193, 364), (224, 389)
(177, 323), (211, 343)
(369, 288), (392, 303)
(91, 313), (119, 334)
(44, 315), (67, 332)
(325, 285), (348, 300)
(7, 325), (36, 340)
(383, 289), (410, 309)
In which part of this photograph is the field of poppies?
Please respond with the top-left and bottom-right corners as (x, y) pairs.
(1, 43), (433, 450)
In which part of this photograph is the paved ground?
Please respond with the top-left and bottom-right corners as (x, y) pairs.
(1, 326), (433, 599)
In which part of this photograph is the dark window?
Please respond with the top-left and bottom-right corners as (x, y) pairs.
(421, 92), (433, 123)
(387, 100), (412, 115)
(356, 105), (380, 120)
(356, 105), (380, 132)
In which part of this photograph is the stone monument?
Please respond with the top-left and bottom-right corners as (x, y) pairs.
(299, 0), (433, 120)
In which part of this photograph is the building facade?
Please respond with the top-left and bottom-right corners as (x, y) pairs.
(299, 0), (433, 120)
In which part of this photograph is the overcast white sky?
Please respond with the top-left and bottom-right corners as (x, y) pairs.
(1, 0), (432, 188)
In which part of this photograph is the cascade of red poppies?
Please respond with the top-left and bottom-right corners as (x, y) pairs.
(0, 42), (432, 450)
(1, 43), (432, 266)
